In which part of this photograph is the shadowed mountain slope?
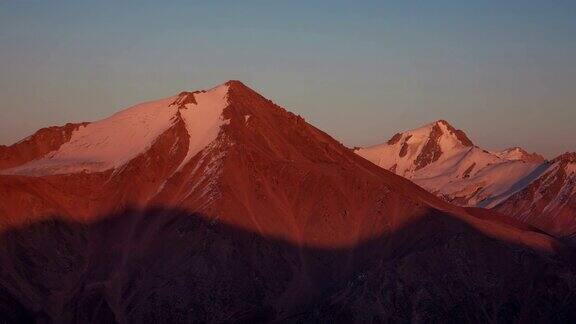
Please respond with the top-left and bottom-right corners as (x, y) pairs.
(0, 208), (575, 323)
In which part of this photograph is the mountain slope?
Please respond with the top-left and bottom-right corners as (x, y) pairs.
(355, 120), (545, 207)
(0, 82), (464, 236)
(2, 87), (229, 176)
(495, 152), (576, 241)
(0, 84), (229, 224)
(0, 122), (89, 171)
(0, 82), (552, 246)
(0, 81), (573, 322)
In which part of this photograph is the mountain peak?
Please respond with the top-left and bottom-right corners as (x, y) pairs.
(431, 120), (474, 147)
(357, 119), (476, 176)
(355, 119), (547, 208)
(171, 80), (251, 107)
(495, 147), (545, 163)
(434, 119), (452, 127)
(223, 80), (265, 100)
(170, 81), (239, 109)
(224, 79), (248, 88)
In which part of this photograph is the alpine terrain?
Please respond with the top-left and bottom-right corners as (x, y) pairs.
(0, 81), (575, 323)
(355, 120), (576, 242)
(495, 152), (576, 242)
(354, 120), (546, 207)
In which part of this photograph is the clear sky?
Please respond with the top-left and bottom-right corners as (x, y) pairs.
(1, 1), (574, 158)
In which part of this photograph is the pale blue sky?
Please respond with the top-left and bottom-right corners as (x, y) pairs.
(1, 1), (575, 157)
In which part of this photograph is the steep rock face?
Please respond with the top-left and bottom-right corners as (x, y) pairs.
(0, 81), (573, 322)
(355, 120), (545, 207)
(495, 153), (576, 241)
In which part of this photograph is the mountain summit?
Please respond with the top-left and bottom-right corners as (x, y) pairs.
(494, 147), (545, 163)
(355, 120), (576, 241)
(355, 120), (545, 207)
(358, 120), (474, 177)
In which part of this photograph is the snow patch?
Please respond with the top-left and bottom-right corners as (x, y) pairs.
(3, 96), (178, 175)
(176, 84), (230, 171)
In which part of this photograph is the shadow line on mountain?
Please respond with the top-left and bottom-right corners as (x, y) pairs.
(0, 206), (575, 323)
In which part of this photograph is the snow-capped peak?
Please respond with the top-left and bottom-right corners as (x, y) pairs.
(355, 119), (547, 208)
(2, 82), (232, 176)
(432, 119), (474, 147)
(356, 120), (474, 177)
(494, 147), (545, 163)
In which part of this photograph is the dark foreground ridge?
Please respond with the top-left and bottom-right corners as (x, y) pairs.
(1, 207), (576, 323)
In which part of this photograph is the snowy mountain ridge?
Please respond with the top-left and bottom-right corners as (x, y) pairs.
(355, 120), (545, 207)
(1, 84), (230, 176)
(494, 152), (576, 239)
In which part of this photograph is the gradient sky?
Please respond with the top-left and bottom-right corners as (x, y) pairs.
(1, 1), (575, 158)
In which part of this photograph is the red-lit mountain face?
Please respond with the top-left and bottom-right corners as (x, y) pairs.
(495, 152), (576, 241)
(0, 122), (89, 171)
(0, 81), (574, 322)
(0, 81), (502, 245)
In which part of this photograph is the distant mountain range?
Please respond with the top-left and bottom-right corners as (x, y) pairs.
(355, 120), (576, 241)
(0, 81), (575, 322)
